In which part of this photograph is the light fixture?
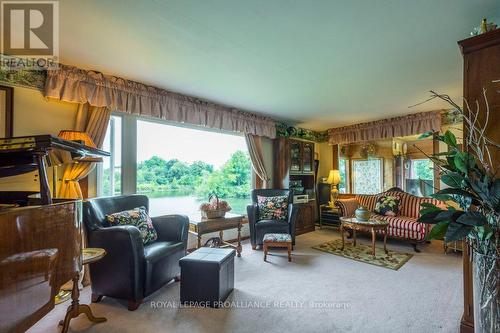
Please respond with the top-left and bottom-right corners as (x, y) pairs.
(58, 130), (102, 163)
(326, 169), (341, 206)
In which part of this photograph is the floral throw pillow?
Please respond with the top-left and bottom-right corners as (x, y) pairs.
(106, 206), (158, 245)
(374, 195), (401, 217)
(257, 195), (288, 221)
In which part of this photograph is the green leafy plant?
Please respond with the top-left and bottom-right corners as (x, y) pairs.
(416, 91), (499, 257)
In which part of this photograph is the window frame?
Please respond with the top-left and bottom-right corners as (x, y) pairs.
(338, 157), (350, 193)
(97, 114), (123, 197)
(97, 114), (254, 215)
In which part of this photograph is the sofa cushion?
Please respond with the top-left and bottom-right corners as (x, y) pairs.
(399, 194), (440, 218)
(355, 194), (378, 211)
(255, 219), (288, 228)
(144, 241), (184, 263)
(336, 198), (359, 217)
(373, 214), (423, 232)
(374, 194), (401, 217)
(106, 206), (158, 245)
(257, 195), (288, 221)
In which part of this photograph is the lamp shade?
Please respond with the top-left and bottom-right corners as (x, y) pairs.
(58, 130), (96, 148)
(58, 130), (102, 163)
(327, 170), (341, 185)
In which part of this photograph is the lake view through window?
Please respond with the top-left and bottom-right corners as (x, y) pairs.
(136, 120), (251, 217)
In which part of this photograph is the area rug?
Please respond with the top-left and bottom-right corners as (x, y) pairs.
(312, 239), (413, 270)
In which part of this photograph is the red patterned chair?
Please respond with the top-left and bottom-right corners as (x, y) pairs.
(335, 188), (442, 252)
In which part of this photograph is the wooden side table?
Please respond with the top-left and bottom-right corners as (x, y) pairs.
(59, 248), (107, 333)
(188, 213), (245, 257)
(319, 204), (340, 229)
(340, 217), (389, 257)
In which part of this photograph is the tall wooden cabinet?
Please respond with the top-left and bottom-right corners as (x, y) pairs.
(458, 29), (500, 333)
(273, 138), (317, 235)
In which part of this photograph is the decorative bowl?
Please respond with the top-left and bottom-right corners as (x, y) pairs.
(355, 206), (371, 221)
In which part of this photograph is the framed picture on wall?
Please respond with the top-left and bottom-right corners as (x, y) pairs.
(0, 85), (14, 137)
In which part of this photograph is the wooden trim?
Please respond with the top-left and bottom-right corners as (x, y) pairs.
(0, 85), (14, 137)
(432, 132), (440, 191)
(458, 28), (500, 55)
(460, 244), (475, 332)
(332, 144), (339, 169)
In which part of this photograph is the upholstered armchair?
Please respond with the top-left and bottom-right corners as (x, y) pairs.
(247, 189), (298, 249)
(82, 195), (189, 310)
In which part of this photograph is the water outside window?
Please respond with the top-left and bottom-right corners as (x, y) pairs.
(136, 120), (251, 217)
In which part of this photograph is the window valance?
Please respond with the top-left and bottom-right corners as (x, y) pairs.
(327, 111), (441, 145)
(44, 64), (276, 138)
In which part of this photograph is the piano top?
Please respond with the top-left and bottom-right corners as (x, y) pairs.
(0, 135), (109, 156)
(0, 135), (110, 178)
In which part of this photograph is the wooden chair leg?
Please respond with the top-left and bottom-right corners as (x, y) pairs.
(128, 300), (142, 311)
(263, 244), (268, 261)
(287, 244), (291, 262)
(91, 293), (103, 303)
(412, 242), (421, 253)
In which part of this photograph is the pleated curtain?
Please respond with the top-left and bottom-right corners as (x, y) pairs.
(245, 134), (270, 189)
(57, 104), (111, 199)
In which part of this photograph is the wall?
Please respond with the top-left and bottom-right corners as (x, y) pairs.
(316, 142), (333, 181)
(0, 85), (78, 192)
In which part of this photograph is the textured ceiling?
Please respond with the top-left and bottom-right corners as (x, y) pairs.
(59, 0), (500, 130)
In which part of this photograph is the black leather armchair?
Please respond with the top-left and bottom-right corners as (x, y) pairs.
(82, 195), (189, 310)
(247, 189), (298, 249)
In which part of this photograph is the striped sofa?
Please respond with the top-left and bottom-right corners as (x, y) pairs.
(335, 189), (441, 252)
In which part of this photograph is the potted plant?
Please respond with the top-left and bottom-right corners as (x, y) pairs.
(417, 91), (499, 333)
(199, 193), (231, 219)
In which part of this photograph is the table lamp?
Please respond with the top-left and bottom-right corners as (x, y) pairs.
(326, 169), (341, 206)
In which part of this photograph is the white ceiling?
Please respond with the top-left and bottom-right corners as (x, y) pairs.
(59, 0), (500, 130)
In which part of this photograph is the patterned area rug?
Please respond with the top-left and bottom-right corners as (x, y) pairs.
(312, 239), (413, 270)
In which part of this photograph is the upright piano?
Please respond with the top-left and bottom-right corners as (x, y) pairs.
(0, 135), (109, 333)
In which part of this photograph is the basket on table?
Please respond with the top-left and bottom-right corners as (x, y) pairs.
(199, 194), (231, 219)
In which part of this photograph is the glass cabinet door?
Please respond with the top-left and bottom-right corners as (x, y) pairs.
(290, 141), (302, 172)
(302, 142), (313, 172)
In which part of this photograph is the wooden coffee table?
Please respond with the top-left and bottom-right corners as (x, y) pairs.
(188, 213), (245, 257)
(340, 217), (389, 257)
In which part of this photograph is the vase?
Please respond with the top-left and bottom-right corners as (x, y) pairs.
(355, 206), (371, 221)
(472, 250), (500, 333)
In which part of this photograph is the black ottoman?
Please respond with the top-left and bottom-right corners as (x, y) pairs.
(179, 247), (235, 307)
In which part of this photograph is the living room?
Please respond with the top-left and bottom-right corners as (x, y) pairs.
(0, 1), (499, 333)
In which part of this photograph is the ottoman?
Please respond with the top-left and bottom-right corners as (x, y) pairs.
(263, 233), (292, 262)
(179, 247), (235, 307)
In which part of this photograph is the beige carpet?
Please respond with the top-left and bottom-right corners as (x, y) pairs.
(29, 229), (463, 333)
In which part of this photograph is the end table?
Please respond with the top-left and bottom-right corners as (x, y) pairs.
(59, 248), (107, 333)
